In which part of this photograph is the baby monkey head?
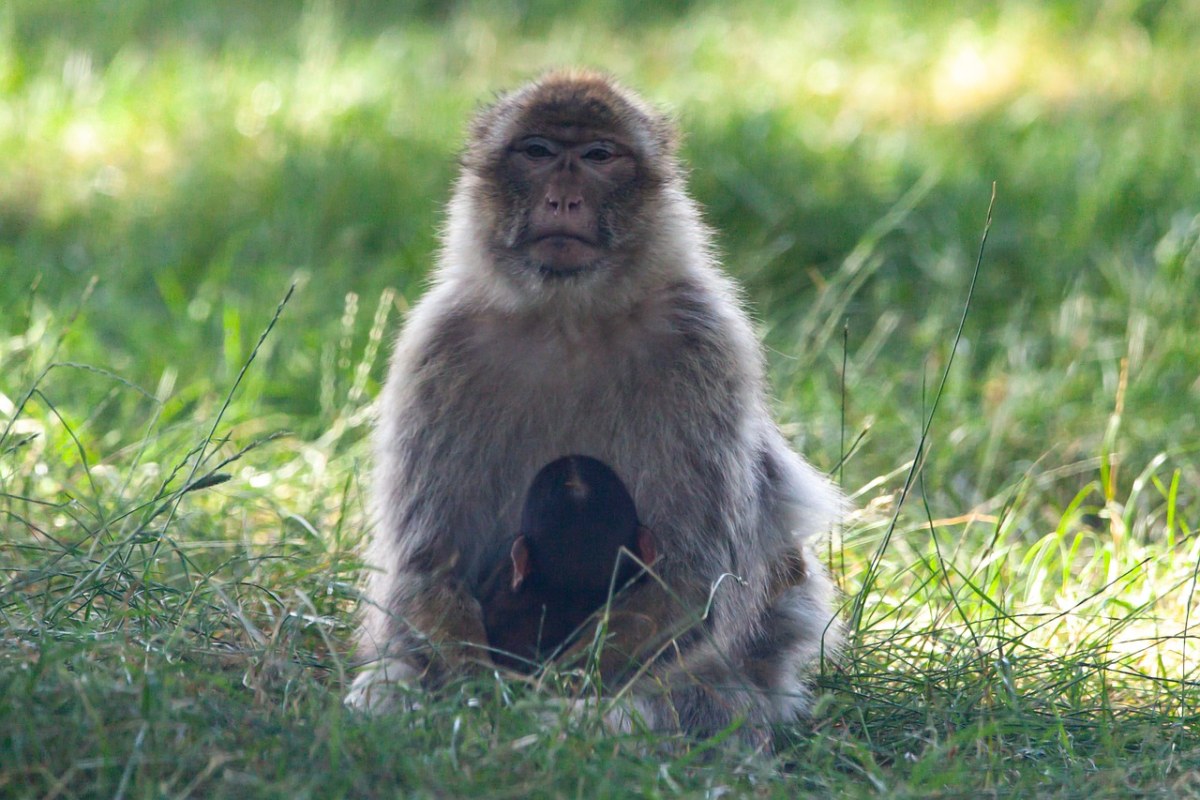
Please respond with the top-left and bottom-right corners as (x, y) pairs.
(513, 454), (655, 598)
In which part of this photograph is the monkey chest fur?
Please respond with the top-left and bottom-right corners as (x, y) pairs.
(391, 282), (756, 587)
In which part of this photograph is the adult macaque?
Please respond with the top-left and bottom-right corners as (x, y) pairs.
(347, 70), (841, 741)
(479, 455), (656, 672)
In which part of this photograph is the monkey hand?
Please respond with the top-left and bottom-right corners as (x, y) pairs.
(414, 577), (494, 671)
(375, 567), (495, 688)
(557, 580), (703, 685)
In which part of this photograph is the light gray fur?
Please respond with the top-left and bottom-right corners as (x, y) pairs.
(346, 75), (842, 740)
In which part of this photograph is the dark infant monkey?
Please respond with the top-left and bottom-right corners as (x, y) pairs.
(478, 455), (657, 672)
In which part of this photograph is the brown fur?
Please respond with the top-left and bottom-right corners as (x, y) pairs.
(345, 70), (842, 744)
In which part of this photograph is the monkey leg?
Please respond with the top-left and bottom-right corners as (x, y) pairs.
(555, 578), (707, 684)
(547, 646), (787, 752)
(409, 577), (492, 672)
(569, 559), (839, 748)
(671, 567), (840, 746)
(344, 656), (423, 713)
(350, 568), (493, 712)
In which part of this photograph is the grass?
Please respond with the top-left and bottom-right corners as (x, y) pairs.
(2, 1), (1199, 796)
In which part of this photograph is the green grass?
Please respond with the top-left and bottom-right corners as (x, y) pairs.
(2, 1), (1199, 796)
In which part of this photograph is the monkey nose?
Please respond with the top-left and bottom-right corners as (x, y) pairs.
(545, 195), (583, 216)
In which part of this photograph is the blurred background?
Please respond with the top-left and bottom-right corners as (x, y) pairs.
(4, 1), (1198, 494)
(2, 3), (1199, 793)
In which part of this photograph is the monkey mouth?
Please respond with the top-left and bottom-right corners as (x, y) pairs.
(537, 262), (601, 279)
(527, 233), (601, 276)
(531, 232), (597, 247)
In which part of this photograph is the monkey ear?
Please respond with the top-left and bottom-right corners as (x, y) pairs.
(510, 536), (532, 591)
(636, 526), (658, 566)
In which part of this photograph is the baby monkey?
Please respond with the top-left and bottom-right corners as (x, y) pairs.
(479, 455), (657, 672)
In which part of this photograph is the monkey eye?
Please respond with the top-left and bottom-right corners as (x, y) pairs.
(583, 146), (615, 163)
(520, 138), (556, 159)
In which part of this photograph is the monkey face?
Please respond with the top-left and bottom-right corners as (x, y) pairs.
(460, 70), (680, 285)
(504, 132), (636, 276)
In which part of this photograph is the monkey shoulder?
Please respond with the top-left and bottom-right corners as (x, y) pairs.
(383, 300), (489, 406)
(652, 277), (756, 353)
(640, 276), (766, 399)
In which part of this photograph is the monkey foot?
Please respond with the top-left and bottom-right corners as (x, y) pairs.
(344, 658), (422, 714)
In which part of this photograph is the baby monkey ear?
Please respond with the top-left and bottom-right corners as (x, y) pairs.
(510, 535), (532, 591)
(636, 526), (658, 567)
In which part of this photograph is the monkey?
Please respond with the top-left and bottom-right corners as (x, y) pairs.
(345, 69), (842, 744)
(477, 455), (658, 672)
